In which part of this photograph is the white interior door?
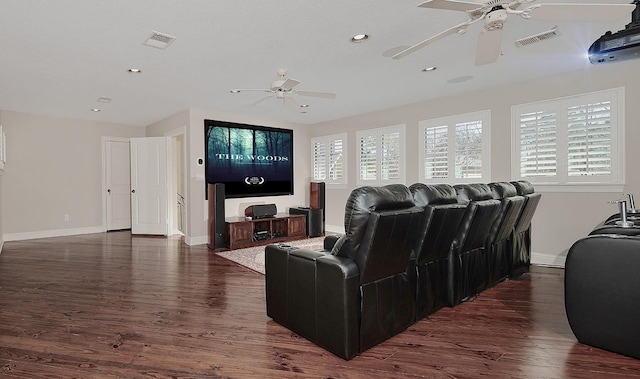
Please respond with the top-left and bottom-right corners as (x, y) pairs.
(106, 139), (132, 230)
(130, 137), (169, 235)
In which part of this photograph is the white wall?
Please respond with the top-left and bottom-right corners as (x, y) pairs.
(0, 111), (3, 251)
(308, 60), (640, 267)
(0, 171), (3, 252)
(1, 110), (145, 240)
(146, 108), (310, 245)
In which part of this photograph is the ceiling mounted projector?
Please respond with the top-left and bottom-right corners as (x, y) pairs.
(589, 1), (640, 64)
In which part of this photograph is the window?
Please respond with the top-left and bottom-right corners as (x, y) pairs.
(311, 133), (346, 186)
(511, 88), (624, 190)
(419, 110), (491, 183)
(356, 124), (405, 185)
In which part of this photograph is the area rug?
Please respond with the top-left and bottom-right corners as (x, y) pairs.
(216, 237), (328, 275)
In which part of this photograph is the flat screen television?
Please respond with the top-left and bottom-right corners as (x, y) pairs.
(204, 119), (294, 198)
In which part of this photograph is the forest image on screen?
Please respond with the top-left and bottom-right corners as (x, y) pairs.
(205, 121), (293, 198)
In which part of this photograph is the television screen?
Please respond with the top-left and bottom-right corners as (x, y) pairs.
(204, 119), (294, 198)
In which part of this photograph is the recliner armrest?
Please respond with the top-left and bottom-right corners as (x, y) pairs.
(323, 234), (342, 250)
(264, 243), (361, 359)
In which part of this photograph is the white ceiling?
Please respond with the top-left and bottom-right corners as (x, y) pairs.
(0, 0), (634, 127)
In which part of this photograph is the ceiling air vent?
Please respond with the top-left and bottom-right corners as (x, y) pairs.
(143, 31), (176, 50)
(515, 26), (560, 48)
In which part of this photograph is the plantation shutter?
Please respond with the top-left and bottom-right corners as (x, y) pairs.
(359, 134), (377, 181)
(420, 110), (491, 183)
(381, 131), (401, 181)
(512, 87), (622, 187)
(423, 125), (449, 179)
(519, 109), (557, 178)
(312, 141), (327, 181)
(328, 138), (344, 181)
(567, 101), (611, 176)
(455, 120), (483, 179)
(311, 133), (347, 185)
(356, 125), (405, 185)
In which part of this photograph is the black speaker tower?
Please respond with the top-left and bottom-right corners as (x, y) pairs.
(208, 183), (226, 250)
(310, 182), (326, 234)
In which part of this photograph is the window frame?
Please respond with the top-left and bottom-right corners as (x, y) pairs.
(511, 87), (625, 193)
(310, 132), (347, 188)
(418, 110), (492, 184)
(356, 124), (406, 186)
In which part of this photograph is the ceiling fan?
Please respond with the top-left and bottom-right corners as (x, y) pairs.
(393, 0), (635, 65)
(230, 69), (336, 111)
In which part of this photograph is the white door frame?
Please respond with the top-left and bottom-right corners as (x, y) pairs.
(165, 126), (187, 237)
(101, 136), (130, 232)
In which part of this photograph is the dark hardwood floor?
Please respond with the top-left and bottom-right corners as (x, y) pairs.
(0, 231), (638, 378)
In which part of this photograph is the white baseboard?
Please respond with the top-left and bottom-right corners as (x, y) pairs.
(3, 226), (105, 242)
(531, 251), (566, 268)
(325, 224), (343, 234)
(185, 235), (208, 246)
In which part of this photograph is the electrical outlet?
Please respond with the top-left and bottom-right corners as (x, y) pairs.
(64, 214), (69, 222)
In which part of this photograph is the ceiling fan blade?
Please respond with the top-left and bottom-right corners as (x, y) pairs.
(280, 78), (300, 91)
(393, 20), (471, 59)
(418, 0), (483, 12)
(294, 90), (336, 99)
(284, 96), (301, 111)
(247, 95), (273, 108)
(525, 4), (634, 22)
(231, 89), (271, 93)
(475, 27), (503, 66)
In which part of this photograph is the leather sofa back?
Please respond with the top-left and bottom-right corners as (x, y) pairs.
(453, 183), (501, 252)
(333, 184), (423, 283)
(511, 180), (535, 196)
(411, 183), (458, 207)
(487, 182), (526, 244)
(510, 180), (541, 234)
(409, 183), (466, 265)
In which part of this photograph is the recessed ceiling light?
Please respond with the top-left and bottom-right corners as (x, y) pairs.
(422, 66), (437, 72)
(300, 104), (309, 108)
(351, 34), (370, 43)
(128, 68), (142, 73)
(230, 90), (241, 93)
(91, 108), (101, 112)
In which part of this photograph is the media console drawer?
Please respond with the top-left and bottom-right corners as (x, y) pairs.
(225, 213), (307, 250)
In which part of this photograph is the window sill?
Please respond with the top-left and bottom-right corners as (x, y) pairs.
(531, 183), (624, 193)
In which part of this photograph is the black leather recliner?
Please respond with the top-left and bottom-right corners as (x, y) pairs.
(265, 184), (423, 360)
(509, 180), (541, 277)
(565, 233), (640, 360)
(448, 183), (500, 306)
(450, 183), (501, 306)
(486, 182), (526, 286)
(409, 183), (466, 319)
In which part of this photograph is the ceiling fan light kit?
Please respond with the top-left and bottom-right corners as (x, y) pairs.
(484, 7), (507, 30)
(230, 69), (336, 113)
(393, 0), (635, 65)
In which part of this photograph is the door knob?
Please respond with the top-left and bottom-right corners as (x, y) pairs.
(131, 189), (136, 193)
